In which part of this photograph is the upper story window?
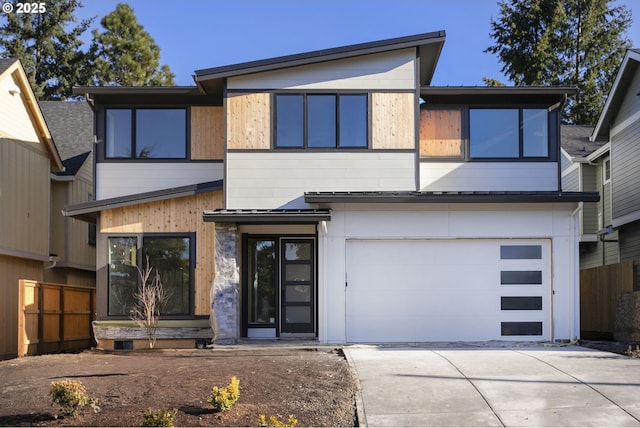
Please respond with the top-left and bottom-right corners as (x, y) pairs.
(420, 106), (552, 161)
(603, 158), (611, 183)
(275, 94), (368, 149)
(106, 108), (187, 159)
(470, 109), (548, 158)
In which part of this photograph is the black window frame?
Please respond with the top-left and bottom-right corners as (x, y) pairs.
(104, 107), (189, 160)
(420, 105), (557, 162)
(274, 93), (369, 149)
(106, 233), (195, 319)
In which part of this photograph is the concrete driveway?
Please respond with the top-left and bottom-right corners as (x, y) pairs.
(344, 344), (640, 427)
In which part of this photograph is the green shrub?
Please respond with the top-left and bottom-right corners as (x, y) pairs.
(258, 414), (299, 427)
(49, 379), (99, 417)
(141, 407), (178, 427)
(207, 376), (240, 411)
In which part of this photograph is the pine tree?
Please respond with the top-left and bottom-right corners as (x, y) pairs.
(485, 0), (631, 124)
(0, 0), (95, 100)
(91, 3), (175, 86)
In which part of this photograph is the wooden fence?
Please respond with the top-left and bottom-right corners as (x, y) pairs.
(580, 260), (638, 340)
(17, 280), (96, 357)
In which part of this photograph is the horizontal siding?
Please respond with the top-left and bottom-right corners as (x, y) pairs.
(226, 152), (416, 209)
(96, 162), (224, 200)
(0, 138), (50, 257)
(227, 48), (416, 90)
(562, 167), (579, 191)
(612, 118), (640, 223)
(620, 221), (640, 262)
(613, 67), (640, 126)
(419, 162), (558, 192)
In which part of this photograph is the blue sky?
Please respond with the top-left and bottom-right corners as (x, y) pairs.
(75, 0), (640, 87)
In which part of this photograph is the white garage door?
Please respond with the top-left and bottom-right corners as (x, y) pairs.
(345, 239), (550, 342)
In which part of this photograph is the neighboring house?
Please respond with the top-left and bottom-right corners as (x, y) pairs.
(67, 32), (598, 349)
(0, 59), (64, 359)
(39, 101), (96, 286)
(561, 49), (640, 269)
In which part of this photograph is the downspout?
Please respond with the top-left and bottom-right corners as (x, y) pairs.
(569, 202), (583, 340)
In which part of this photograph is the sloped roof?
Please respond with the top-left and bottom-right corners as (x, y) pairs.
(561, 125), (606, 157)
(39, 101), (93, 162)
(0, 58), (17, 74)
(194, 31), (446, 93)
(58, 151), (90, 177)
(592, 48), (640, 141)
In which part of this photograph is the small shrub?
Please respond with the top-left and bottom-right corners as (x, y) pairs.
(258, 414), (299, 427)
(49, 379), (99, 417)
(207, 376), (240, 411)
(141, 407), (178, 427)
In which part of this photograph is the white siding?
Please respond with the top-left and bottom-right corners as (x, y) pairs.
(96, 162), (224, 200)
(318, 203), (579, 344)
(0, 75), (40, 143)
(226, 152), (416, 209)
(227, 49), (416, 90)
(420, 162), (559, 191)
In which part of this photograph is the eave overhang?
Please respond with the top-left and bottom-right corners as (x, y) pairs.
(304, 191), (599, 204)
(420, 86), (578, 105)
(194, 31), (446, 93)
(63, 180), (223, 224)
(202, 209), (332, 224)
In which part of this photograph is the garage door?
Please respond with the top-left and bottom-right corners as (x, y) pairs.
(345, 239), (550, 342)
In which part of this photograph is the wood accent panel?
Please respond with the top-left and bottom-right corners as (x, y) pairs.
(227, 93), (271, 150)
(100, 191), (223, 316)
(371, 93), (414, 149)
(419, 108), (463, 157)
(191, 106), (223, 160)
(580, 260), (636, 339)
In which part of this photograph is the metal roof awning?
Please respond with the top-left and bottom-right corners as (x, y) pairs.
(63, 180), (223, 224)
(203, 209), (332, 224)
(304, 191), (600, 204)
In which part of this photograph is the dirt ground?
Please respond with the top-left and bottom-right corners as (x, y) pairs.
(0, 347), (358, 427)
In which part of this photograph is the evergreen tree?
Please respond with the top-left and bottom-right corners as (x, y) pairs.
(485, 0), (631, 124)
(0, 0), (95, 100)
(91, 3), (175, 86)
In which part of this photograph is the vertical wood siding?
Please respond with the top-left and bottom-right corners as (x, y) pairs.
(419, 108), (463, 156)
(0, 255), (42, 359)
(0, 138), (50, 258)
(371, 93), (415, 149)
(226, 93), (271, 150)
(191, 106), (224, 160)
(100, 192), (223, 316)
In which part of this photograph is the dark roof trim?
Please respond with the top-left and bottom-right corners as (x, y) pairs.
(72, 86), (203, 96)
(421, 86), (578, 96)
(203, 209), (332, 224)
(195, 31), (445, 84)
(63, 180), (223, 224)
(304, 191), (599, 204)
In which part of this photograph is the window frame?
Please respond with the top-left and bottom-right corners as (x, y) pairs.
(274, 92), (369, 150)
(104, 107), (190, 161)
(603, 158), (611, 184)
(106, 233), (195, 319)
(419, 105), (557, 162)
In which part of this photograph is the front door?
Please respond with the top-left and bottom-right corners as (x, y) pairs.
(243, 236), (316, 338)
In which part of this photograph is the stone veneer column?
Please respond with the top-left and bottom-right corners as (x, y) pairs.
(211, 223), (240, 343)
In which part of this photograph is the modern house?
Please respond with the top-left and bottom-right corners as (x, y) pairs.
(561, 49), (640, 269)
(0, 59), (64, 359)
(67, 32), (599, 349)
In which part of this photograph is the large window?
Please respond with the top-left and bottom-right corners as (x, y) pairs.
(106, 109), (187, 159)
(469, 108), (548, 159)
(107, 235), (193, 317)
(275, 94), (368, 148)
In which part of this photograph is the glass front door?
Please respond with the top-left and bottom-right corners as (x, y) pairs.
(243, 236), (315, 337)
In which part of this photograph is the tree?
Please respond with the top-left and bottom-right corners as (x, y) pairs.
(0, 0), (95, 99)
(485, 0), (632, 124)
(91, 3), (175, 86)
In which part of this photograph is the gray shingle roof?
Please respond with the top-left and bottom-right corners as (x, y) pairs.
(0, 58), (17, 74)
(39, 101), (93, 161)
(561, 125), (606, 157)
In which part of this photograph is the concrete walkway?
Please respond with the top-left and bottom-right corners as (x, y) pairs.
(344, 344), (640, 427)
